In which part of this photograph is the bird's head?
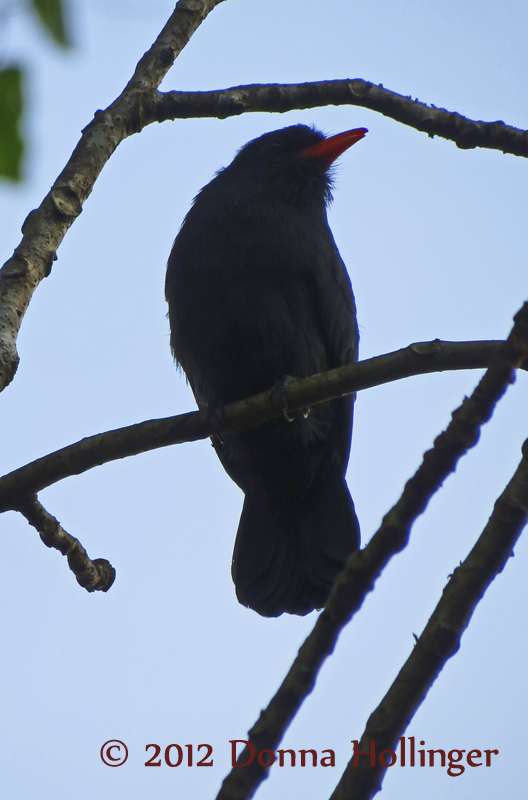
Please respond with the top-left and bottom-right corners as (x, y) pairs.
(222, 124), (367, 210)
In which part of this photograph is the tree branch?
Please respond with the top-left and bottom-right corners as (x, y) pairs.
(0, 339), (526, 512)
(154, 80), (528, 156)
(330, 438), (528, 800)
(16, 495), (116, 592)
(0, 0), (226, 391)
(213, 302), (528, 800)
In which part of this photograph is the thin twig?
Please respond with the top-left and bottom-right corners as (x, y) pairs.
(330, 438), (528, 800)
(1, 339), (526, 512)
(16, 495), (115, 592)
(213, 302), (528, 800)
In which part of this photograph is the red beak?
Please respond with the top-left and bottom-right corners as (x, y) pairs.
(300, 127), (368, 169)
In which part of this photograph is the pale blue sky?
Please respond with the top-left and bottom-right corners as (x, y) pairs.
(1, 1), (527, 797)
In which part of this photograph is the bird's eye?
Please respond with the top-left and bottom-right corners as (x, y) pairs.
(264, 139), (282, 155)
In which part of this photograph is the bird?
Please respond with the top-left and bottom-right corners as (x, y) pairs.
(165, 123), (366, 617)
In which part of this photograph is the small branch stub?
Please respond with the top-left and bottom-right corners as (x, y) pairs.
(17, 495), (115, 593)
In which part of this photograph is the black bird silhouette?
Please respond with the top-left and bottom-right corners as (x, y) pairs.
(165, 124), (366, 617)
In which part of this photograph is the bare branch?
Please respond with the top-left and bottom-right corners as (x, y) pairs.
(16, 495), (116, 592)
(0, 0), (226, 391)
(154, 80), (528, 156)
(213, 303), (528, 800)
(1, 339), (526, 512)
(330, 438), (528, 800)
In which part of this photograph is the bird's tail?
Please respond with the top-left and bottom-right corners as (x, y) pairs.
(231, 462), (360, 617)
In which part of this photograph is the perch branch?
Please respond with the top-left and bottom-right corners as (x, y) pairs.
(1, 339), (526, 513)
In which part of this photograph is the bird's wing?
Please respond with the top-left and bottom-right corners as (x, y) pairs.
(308, 239), (358, 469)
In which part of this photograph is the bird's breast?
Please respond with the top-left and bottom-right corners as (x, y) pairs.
(172, 279), (325, 402)
(167, 203), (342, 408)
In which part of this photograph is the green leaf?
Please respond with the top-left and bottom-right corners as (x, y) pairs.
(0, 68), (24, 182)
(31, 0), (71, 47)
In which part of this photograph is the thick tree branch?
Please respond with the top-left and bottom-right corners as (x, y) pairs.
(16, 495), (116, 592)
(0, 339), (526, 513)
(330, 438), (528, 800)
(213, 303), (528, 800)
(0, 0), (226, 391)
(154, 80), (528, 156)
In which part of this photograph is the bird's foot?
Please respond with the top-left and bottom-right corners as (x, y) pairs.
(271, 376), (298, 422)
(206, 404), (226, 446)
